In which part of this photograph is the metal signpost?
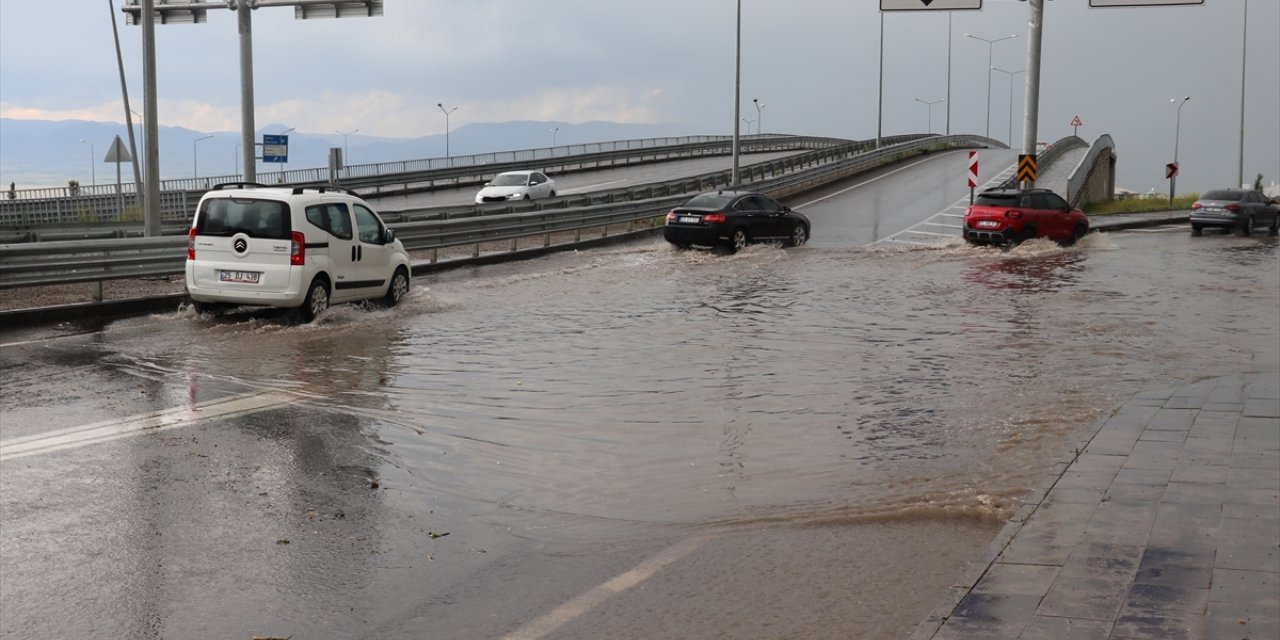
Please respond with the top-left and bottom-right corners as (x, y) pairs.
(103, 135), (133, 219)
(879, 1), (982, 150)
(122, 0), (383, 235)
(1071, 115), (1082, 137)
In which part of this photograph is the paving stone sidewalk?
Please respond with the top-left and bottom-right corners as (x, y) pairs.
(912, 370), (1280, 640)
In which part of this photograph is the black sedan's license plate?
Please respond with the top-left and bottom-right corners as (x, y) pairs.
(677, 216), (700, 224)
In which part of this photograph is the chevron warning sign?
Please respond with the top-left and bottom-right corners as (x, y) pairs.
(968, 151), (978, 188)
(1017, 154), (1038, 183)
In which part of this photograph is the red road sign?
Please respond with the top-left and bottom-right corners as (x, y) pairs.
(1166, 162), (1179, 179)
(968, 151), (978, 188)
(1070, 115), (1083, 127)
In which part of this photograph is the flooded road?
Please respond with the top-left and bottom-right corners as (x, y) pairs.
(2, 226), (1277, 638)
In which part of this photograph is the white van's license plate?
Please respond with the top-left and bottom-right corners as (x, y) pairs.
(219, 270), (260, 283)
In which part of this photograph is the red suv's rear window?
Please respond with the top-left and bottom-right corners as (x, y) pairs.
(974, 193), (1018, 207)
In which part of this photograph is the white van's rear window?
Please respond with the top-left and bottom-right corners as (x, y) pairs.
(197, 198), (291, 239)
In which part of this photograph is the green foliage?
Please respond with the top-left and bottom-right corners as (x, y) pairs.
(1085, 193), (1200, 215)
(1255, 173), (1264, 191)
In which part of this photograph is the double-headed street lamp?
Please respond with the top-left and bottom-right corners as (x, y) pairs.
(965, 33), (1018, 139)
(992, 67), (1025, 147)
(193, 134), (213, 179)
(437, 103), (458, 159)
(1170, 96), (1190, 205)
(79, 139), (96, 186)
(913, 98), (945, 134)
(335, 128), (358, 165)
(753, 98), (764, 135)
(743, 118), (756, 135)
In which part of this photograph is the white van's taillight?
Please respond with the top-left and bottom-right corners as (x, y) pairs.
(187, 228), (197, 260)
(290, 231), (305, 266)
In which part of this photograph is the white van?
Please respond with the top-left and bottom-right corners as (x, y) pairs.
(185, 183), (411, 322)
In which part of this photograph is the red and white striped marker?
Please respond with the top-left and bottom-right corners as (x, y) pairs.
(967, 151), (978, 188)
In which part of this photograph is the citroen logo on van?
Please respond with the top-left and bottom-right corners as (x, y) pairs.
(233, 237), (248, 255)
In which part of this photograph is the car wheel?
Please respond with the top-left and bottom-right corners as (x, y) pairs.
(299, 277), (330, 323)
(727, 228), (749, 253)
(785, 223), (808, 248)
(1238, 216), (1254, 236)
(1066, 224), (1087, 246)
(383, 267), (410, 307)
(1012, 225), (1036, 245)
(1191, 223), (1203, 235)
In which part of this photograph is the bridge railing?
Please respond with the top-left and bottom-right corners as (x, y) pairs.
(0, 134), (995, 291)
(0, 134), (849, 233)
(1066, 134), (1115, 207)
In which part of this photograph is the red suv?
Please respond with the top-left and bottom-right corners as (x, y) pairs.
(963, 188), (1089, 246)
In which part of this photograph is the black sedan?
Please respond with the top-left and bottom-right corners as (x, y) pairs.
(1190, 189), (1280, 236)
(663, 190), (810, 252)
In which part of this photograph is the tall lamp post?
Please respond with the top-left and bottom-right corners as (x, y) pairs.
(753, 98), (764, 135)
(1170, 96), (1190, 206)
(437, 103), (458, 159)
(79, 139), (96, 186)
(193, 134), (213, 179)
(965, 33), (1018, 138)
(992, 67), (1025, 147)
(913, 98), (945, 134)
(743, 118), (756, 135)
(549, 127), (559, 147)
(234, 142), (242, 177)
(335, 128), (358, 166)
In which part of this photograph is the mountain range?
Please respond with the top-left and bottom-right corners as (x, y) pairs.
(0, 118), (706, 189)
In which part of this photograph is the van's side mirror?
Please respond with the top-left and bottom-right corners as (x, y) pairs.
(384, 228), (396, 244)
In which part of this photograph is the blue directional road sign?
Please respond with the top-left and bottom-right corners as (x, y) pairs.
(262, 134), (289, 163)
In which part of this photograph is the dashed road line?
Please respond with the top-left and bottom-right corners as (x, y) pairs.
(0, 390), (299, 461)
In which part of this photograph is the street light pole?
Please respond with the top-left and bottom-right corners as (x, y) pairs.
(731, 0), (741, 185)
(193, 134), (213, 179)
(550, 127), (559, 147)
(437, 103), (458, 159)
(753, 98), (764, 135)
(992, 67), (1024, 147)
(234, 142), (241, 177)
(946, 11), (952, 135)
(79, 139), (96, 186)
(913, 98), (945, 134)
(1237, 0), (1248, 188)
(743, 118), (755, 135)
(965, 33), (1018, 139)
(1171, 96), (1190, 206)
(335, 128), (358, 165)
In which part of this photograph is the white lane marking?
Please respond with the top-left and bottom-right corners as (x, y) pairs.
(0, 390), (298, 461)
(794, 154), (949, 209)
(559, 179), (628, 195)
(873, 161), (1018, 246)
(501, 535), (709, 640)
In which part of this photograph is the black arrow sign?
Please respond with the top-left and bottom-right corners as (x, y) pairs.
(921, 0), (934, 5)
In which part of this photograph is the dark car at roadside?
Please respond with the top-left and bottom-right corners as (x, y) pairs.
(962, 187), (1089, 247)
(663, 190), (810, 253)
(1189, 189), (1279, 236)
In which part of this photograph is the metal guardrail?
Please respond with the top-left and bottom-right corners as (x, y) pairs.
(1066, 134), (1115, 207)
(0, 134), (992, 291)
(991, 136), (1085, 190)
(0, 134), (847, 233)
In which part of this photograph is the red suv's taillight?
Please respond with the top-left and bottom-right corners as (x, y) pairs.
(290, 231), (305, 266)
(704, 213), (727, 224)
(187, 228), (196, 260)
(1005, 210), (1023, 219)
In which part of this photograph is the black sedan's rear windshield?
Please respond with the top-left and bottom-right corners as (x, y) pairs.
(974, 193), (1018, 206)
(1201, 190), (1244, 201)
(682, 194), (734, 210)
(196, 198), (291, 239)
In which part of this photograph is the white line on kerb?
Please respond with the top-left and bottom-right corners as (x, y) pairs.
(501, 535), (709, 640)
(0, 390), (297, 461)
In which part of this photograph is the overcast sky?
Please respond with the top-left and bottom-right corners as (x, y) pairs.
(1, 0), (1277, 193)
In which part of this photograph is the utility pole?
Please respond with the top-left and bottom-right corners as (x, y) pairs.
(1019, 0), (1045, 187)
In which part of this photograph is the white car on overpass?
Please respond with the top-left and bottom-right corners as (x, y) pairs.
(475, 170), (557, 204)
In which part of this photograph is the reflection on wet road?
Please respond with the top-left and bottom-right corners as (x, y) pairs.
(1, 226), (1276, 638)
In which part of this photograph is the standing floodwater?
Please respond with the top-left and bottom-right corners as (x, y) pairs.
(2, 228), (1276, 638)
